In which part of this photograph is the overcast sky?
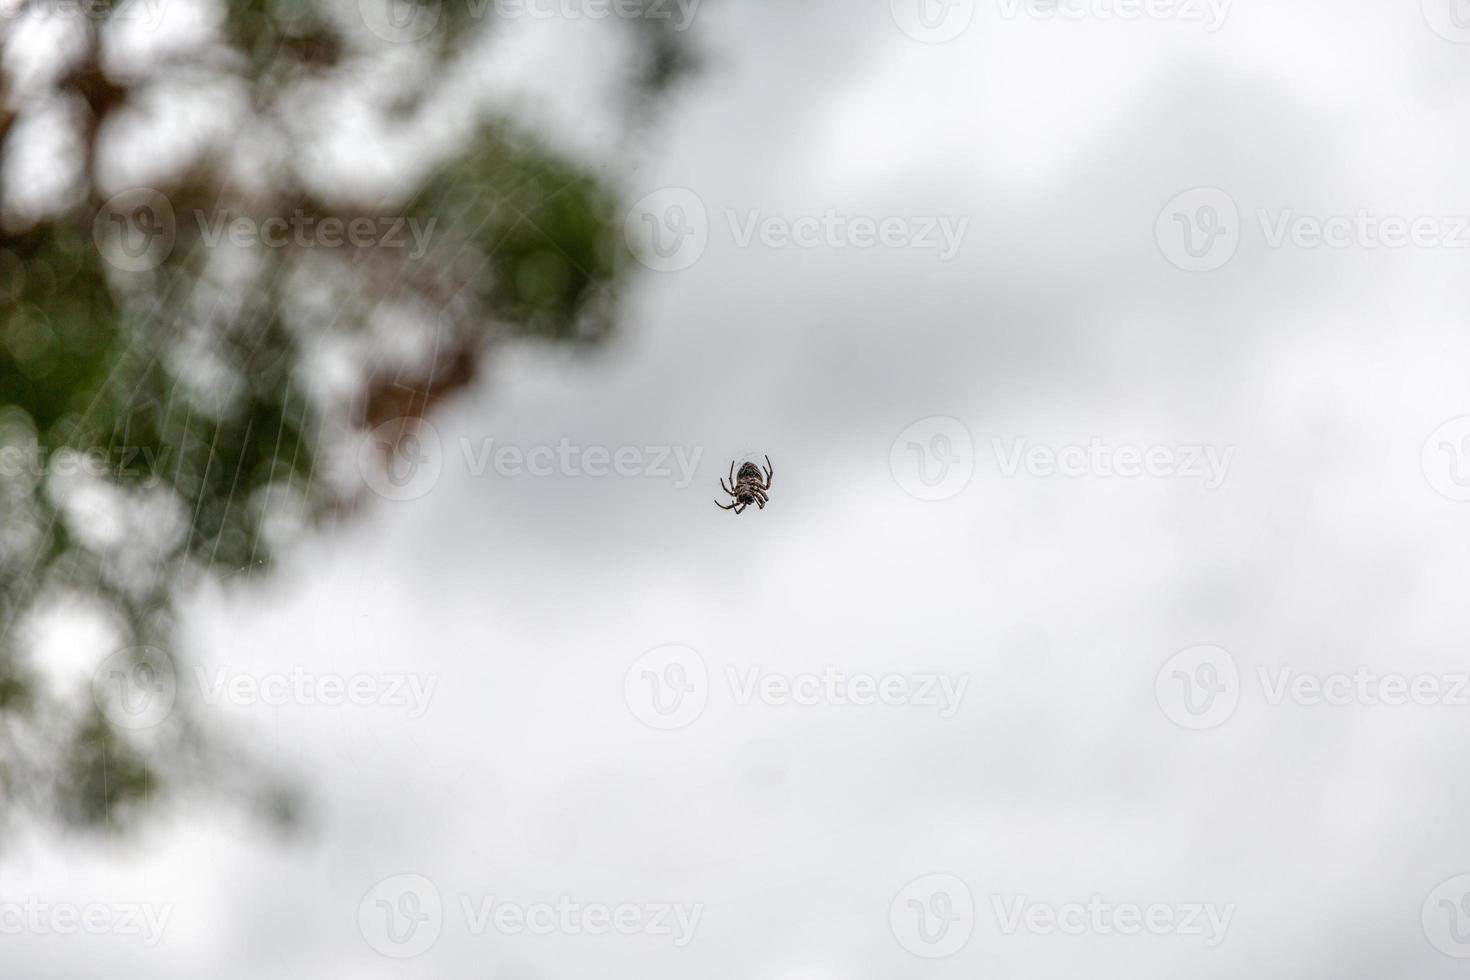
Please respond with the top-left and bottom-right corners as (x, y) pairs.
(15, 0), (1470, 976)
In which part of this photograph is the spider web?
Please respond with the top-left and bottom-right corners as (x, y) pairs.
(0, 8), (655, 833)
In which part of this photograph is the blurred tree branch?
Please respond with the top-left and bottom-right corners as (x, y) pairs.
(0, 0), (696, 832)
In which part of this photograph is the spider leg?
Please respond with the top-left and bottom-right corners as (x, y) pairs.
(715, 499), (738, 510)
(762, 454), (773, 488)
(734, 502), (747, 514)
(728, 460), (736, 487)
(720, 478), (734, 495)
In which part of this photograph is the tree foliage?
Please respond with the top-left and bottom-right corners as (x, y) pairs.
(0, 0), (689, 829)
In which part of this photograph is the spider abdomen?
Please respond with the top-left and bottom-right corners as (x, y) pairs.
(715, 455), (775, 515)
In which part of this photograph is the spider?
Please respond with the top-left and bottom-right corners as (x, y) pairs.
(715, 455), (773, 514)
